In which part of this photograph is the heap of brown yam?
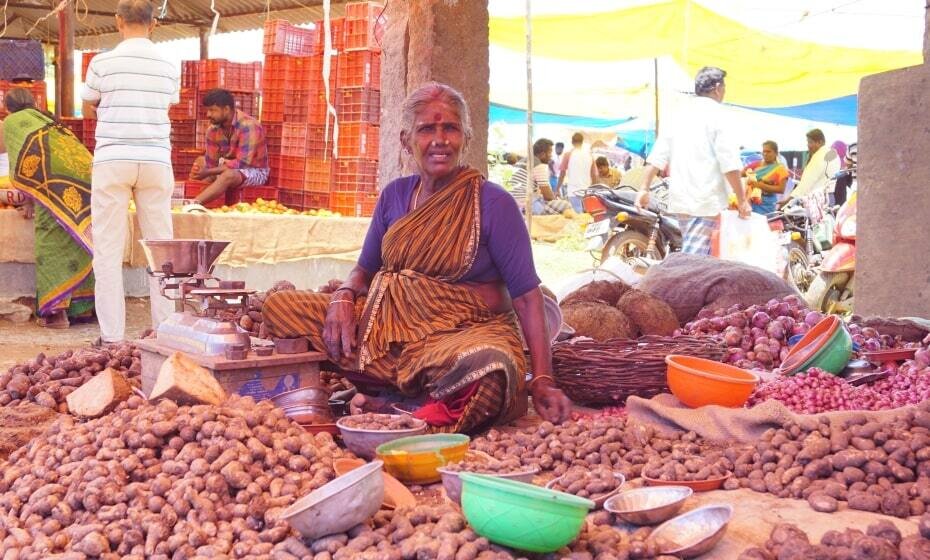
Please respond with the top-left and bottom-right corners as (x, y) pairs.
(560, 280), (679, 341)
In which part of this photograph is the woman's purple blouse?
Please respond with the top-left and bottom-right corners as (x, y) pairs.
(357, 175), (542, 298)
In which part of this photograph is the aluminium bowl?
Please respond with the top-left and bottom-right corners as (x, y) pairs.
(647, 504), (733, 558)
(604, 485), (692, 525)
(336, 414), (428, 460)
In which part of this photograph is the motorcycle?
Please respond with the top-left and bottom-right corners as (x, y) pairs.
(806, 186), (856, 314)
(581, 181), (681, 265)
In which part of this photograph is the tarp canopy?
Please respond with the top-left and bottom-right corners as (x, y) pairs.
(487, 0), (923, 151)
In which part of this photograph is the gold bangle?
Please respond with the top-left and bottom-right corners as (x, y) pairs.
(329, 299), (354, 306)
(527, 374), (555, 390)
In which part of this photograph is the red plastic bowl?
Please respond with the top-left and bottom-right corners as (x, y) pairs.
(780, 315), (841, 374)
(643, 473), (731, 492)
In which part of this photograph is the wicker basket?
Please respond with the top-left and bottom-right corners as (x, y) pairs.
(552, 335), (725, 405)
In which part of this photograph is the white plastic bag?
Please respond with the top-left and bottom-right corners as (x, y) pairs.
(714, 210), (778, 273)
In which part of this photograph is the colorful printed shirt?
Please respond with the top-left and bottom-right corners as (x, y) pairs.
(204, 110), (269, 170)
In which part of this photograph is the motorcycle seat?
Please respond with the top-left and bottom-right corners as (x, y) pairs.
(604, 189), (667, 215)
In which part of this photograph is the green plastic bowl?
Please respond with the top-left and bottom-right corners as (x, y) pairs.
(459, 472), (594, 552)
(797, 321), (853, 374)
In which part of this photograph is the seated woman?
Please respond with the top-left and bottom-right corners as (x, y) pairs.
(742, 140), (789, 215)
(2, 88), (94, 328)
(264, 82), (572, 433)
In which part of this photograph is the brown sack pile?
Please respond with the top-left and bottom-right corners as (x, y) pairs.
(560, 280), (679, 341)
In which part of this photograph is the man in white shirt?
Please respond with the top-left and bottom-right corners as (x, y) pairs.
(81, 0), (178, 344)
(782, 128), (839, 206)
(556, 132), (596, 213)
(636, 66), (750, 255)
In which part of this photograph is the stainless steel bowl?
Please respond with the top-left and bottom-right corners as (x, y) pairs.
(336, 415), (428, 460)
(604, 486), (692, 525)
(271, 387), (332, 409)
(647, 504), (733, 558)
(283, 403), (335, 425)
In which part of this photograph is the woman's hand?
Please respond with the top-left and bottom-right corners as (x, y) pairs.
(19, 198), (34, 220)
(322, 296), (357, 362)
(530, 377), (573, 423)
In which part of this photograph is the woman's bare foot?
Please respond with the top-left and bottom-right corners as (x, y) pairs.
(37, 310), (69, 329)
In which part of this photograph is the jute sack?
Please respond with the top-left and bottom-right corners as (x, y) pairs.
(638, 253), (797, 325)
(626, 393), (919, 444)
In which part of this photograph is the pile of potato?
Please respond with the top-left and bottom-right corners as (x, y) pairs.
(443, 457), (531, 475)
(0, 395), (348, 558)
(237, 280), (297, 339)
(642, 448), (732, 482)
(738, 519), (930, 560)
(559, 281), (679, 342)
(549, 465), (621, 499)
(540, 514), (674, 560)
(271, 504), (514, 560)
(724, 405), (930, 518)
(470, 417), (710, 481)
(0, 345), (140, 412)
(340, 413), (422, 431)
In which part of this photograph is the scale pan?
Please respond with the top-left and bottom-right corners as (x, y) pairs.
(140, 239), (231, 275)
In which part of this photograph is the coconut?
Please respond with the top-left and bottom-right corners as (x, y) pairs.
(615, 289), (680, 336)
(561, 302), (637, 341)
(561, 280), (631, 307)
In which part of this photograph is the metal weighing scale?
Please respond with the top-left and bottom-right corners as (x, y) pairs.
(135, 239), (326, 400)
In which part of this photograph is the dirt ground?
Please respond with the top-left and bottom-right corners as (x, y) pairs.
(0, 298), (152, 371)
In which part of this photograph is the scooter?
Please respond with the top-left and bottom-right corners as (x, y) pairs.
(581, 181), (681, 265)
(806, 187), (856, 314)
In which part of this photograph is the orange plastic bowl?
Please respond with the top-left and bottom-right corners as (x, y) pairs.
(780, 315), (840, 374)
(665, 355), (759, 408)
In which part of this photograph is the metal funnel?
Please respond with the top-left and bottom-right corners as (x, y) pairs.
(140, 239), (231, 276)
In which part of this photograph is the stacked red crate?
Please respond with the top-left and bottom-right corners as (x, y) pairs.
(81, 118), (96, 152)
(170, 120), (198, 150)
(198, 59), (261, 92)
(263, 20), (318, 56)
(80, 52), (98, 81)
(172, 149), (202, 181)
(181, 60), (202, 89)
(59, 118), (84, 142)
(169, 88), (199, 120)
(344, 2), (386, 52)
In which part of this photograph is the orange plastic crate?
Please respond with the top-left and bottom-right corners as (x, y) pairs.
(336, 87), (380, 124)
(307, 125), (337, 158)
(170, 120), (198, 149)
(171, 149), (203, 180)
(263, 20), (319, 56)
(80, 118), (96, 151)
(198, 59), (261, 91)
(280, 123), (309, 156)
(263, 122), (283, 154)
(278, 188), (306, 210)
(181, 60), (202, 88)
(183, 180), (226, 208)
(344, 2), (386, 52)
(336, 50), (380, 89)
(60, 117), (84, 140)
(195, 120), (211, 151)
(337, 122), (379, 159)
(232, 91), (260, 117)
(261, 95), (285, 122)
(304, 159), (334, 193)
(239, 186), (280, 203)
(331, 191), (378, 217)
(333, 158), (377, 193)
(269, 155), (307, 190)
(304, 191), (332, 210)
(81, 51), (98, 81)
(169, 88), (199, 120)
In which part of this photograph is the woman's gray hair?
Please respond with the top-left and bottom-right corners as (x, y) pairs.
(4, 87), (36, 113)
(400, 82), (473, 146)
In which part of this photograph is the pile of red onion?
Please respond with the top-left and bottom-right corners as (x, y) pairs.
(749, 362), (930, 414)
(675, 296), (889, 371)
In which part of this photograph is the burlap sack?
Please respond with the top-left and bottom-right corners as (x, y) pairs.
(638, 253), (798, 324)
(851, 315), (930, 342)
(626, 393), (916, 444)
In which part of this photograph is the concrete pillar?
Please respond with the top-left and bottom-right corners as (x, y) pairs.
(925, 1), (930, 63)
(378, 0), (490, 186)
(856, 64), (930, 318)
(199, 28), (210, 60)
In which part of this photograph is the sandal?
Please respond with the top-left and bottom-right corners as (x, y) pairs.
(37, 311), (70, 330)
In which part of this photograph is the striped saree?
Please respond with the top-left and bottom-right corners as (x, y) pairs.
(264, 168), (528, 433)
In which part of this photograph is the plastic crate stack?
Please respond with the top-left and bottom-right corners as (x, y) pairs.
(262, 18), (335, 211)
(330, 1), (384, 217)
(80, 52), (98, 81)
(170, 60), (205, 181)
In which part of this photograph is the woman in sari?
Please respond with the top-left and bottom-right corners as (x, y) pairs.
(742, 140), (789, 215)
(263, 82), (572, 433)
(3, 88), (94, 328)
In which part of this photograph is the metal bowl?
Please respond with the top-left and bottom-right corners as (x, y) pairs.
(647, 504), (733, 558)
(271, 386), (332, 409)
(283, 403), (334, 425)
(545, 472), (626, 509)
(280, 460), (384, 540)
(604, 486), (692, 525)
(336, 415), (428, 460)
(139, 239), (231, 275)
(437, 466), (540, 505)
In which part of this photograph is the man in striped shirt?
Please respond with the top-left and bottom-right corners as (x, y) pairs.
(507, 138), (571, 215)
(81, 0), (178, 344)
